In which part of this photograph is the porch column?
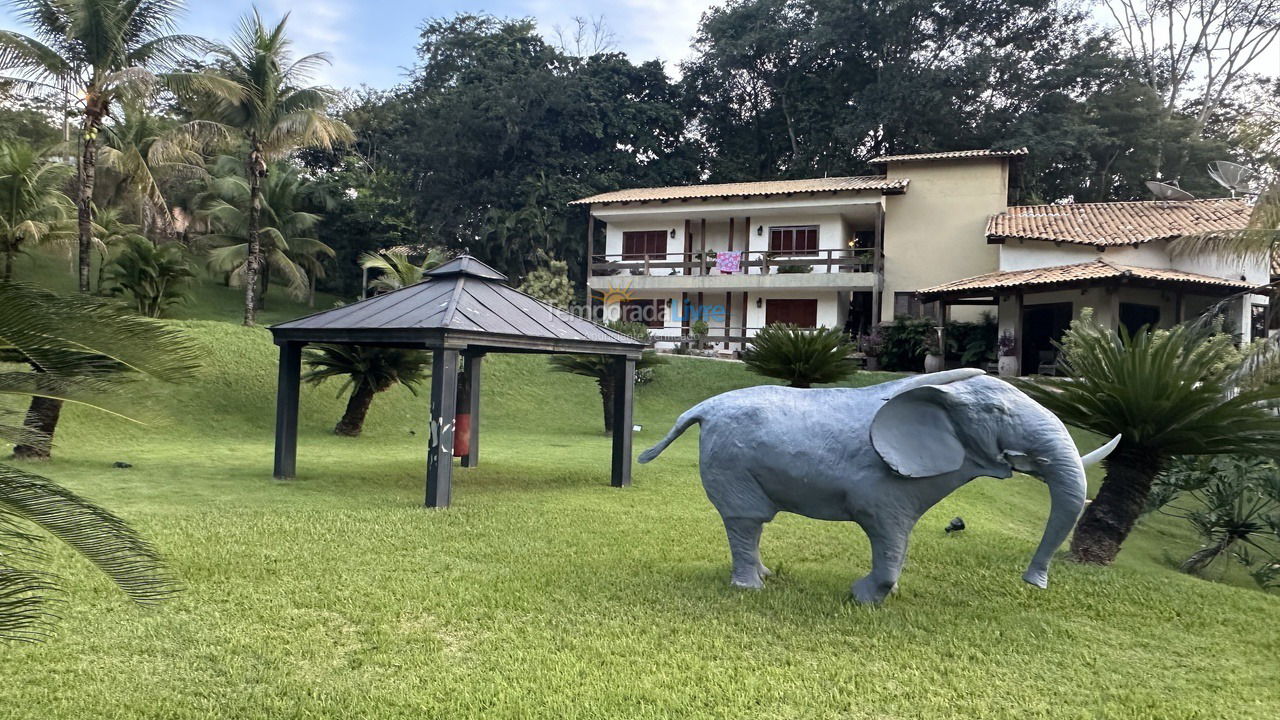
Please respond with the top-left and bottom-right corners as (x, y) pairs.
(585, 212), (595, 320)
(610, 356), (636, 488)
(272, 341), (304, 479)
(1013, 291), (1025, 376)
(426, 349), (460, 508)
(699, 218), (707, 276)
(461, 353), (482, 468)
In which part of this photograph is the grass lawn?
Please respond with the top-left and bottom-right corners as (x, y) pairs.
(1, 264), (1278, 718)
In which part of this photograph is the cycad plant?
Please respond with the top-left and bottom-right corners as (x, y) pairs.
(0, 140), (74, 280)
(0, 280), (197, 640)
(302, 344), (430, 437)
(194, 10), (352, 325)
(1020, 316), (1280, 565)
(358, 247), (452, 295)
(104, 234), (195, 317)
(0, 0), (224, 293)
(741, 324), (858, 388)
(549, 321), (665, 434)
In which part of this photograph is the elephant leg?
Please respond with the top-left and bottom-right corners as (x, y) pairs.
(852, 522), (913, 604)
(722, 517), (768, 589)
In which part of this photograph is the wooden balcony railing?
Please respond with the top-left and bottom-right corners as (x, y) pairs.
(590, 248), (874, 277)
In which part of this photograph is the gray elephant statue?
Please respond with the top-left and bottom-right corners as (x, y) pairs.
(638, 369), (1119, 604)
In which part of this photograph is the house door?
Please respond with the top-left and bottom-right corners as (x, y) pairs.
(1021, 302), (1073, 375)
(766, 299), (818, 327)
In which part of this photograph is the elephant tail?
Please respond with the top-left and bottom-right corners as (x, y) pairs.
(638, 406), (703, 464)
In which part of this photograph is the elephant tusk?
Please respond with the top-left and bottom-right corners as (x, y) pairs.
(1080, 434), (1121, 467)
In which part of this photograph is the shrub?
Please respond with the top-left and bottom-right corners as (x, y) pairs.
(945, 313), (997, 366)
(878, 316), (932, 371)
(519, 257), (574, 309)
(740, 324), (857, 388)
(105, 236), (196, 318)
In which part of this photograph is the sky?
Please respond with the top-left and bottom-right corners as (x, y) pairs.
(0, 1), (720, 89)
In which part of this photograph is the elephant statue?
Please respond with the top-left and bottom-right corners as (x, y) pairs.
(638, 368), (1119, 604)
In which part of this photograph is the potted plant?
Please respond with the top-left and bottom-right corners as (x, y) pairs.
(690, 319), (711, 355)
(997, 330), (1018, 377)
(856, 328), (884, 371)
(923, 326), (945, 373)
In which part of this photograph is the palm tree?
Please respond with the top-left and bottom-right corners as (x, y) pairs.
(0, 140), (74, 280)
(104, 234), (194, 317)
(358, 246), (452, 296)
(302, 345), (430, 437)
(197, 157), (333, 308)
(0, 280), (197, 639)
(1020, 316), (1280, 565)
(90, 204), (146, 292)
(196, 10), (352, 325)
(0, 0), (222, 293)
(549, 321), (665, 433)
(740, 324), (859, 388)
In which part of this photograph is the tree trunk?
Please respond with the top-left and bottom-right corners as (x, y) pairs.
(243, 139), (266, 326)
(1069, 446), (1163, 565)
(76, 108), (101, 295)
(13, 396), (63, 461)
(598, 376), (614, 434)
(334, 384), (376, 437)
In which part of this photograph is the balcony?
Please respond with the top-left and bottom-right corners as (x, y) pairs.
(587, 249), (878, 292)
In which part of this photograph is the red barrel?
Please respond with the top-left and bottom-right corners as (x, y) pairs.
(453, 413), (471, 457)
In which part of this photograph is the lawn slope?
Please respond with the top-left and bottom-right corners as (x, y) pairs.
(0, 280), (1277, 718)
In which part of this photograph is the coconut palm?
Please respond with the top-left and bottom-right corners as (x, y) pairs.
(0, 280), (197, 640)
(358, 246), (452, 295)
(0, 140), (74, 280)
(196, 157), (334, 309)
(548, 321), (665, 433)
(1020, 316), (1280, 565)
(302, 345), (430, 437)
(195, 10), (352, 325)
(741, 324), (858, 388)
(0, 0), (225, 293)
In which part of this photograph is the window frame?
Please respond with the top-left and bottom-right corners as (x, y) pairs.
(621, 230), (668, 261)
(768, 225), (819, 256)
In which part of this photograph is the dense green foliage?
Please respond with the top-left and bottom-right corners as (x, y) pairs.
(302, 344), (430, 437)
(1022, 316), (1280, 565)
(104, 235), (195, 317)
(740, 324), (858, 387)
(0, 140), (73, 280)
(548, 320), (665, 433)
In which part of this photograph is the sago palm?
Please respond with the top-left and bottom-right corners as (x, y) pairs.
(302, 345), (430, 437)
(0, 280), (198, 640)
(104, 234), (194, 317)
(1020, 318), (1280, 565)
(197, 157), (333, 308)
(0, 0), (226, 293)
(740, 324), (858, 388)
(548, 321), (664, 433)
(358, 246), (452, 295)
(195, 10), (352, 325)
(0, 140), (73, 280)
(89, 204), (146, 293)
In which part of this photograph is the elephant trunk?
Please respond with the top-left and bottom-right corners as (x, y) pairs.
(1022, 449), (1088, 589)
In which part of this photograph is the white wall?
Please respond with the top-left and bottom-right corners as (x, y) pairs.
(997, 239), (1267, 285)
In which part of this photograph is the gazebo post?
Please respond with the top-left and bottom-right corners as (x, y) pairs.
(426, 349), (460, 508)
(610, 355), (636, 488)
(461, 353), (482, 468)
(273, 341), (303, 479)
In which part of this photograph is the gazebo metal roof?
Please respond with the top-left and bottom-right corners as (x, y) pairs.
(267, 255), (644, 508)
(271, 256), (644, 356)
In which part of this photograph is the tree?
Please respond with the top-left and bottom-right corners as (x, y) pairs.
(0, 140), (73, 280)
(740, 324), (858, 388)
(0, 280), (197, 639)
(104, 234), (195, 317)
(358, 246), (451, 295)
(517, 256), (574, 308)
(302, 345), (430, 437)
(0, 0), (218, 293)
(548, 320), (665, 434)
(197, 157), (334, 308)
(89, 204), (146, 293)
(1020, 316), (1280, 565)
(197, 10), (352, 325)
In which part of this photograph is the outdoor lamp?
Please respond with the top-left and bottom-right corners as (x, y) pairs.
(756, 298), (763, 309)
(756, 225), (763, 236)
(670, 228), (676, 238)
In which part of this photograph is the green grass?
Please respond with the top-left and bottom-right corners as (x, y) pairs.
(1, 263), (1278, 718)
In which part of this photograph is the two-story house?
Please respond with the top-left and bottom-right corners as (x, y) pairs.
(570, 148), (1262, 373)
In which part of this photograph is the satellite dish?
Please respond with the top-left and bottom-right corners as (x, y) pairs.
(1145, 180), (1196, 202)
(1207, 161), (1255, 197)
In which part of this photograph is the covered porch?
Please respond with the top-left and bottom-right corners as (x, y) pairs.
(918, 259), (1262, 376)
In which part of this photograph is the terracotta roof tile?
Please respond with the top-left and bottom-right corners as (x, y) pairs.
(869, 148), (1028, 164)
(988, 198), (1250, 247)
(569, 175), (909, 205)
(917, 259), (1254, 300)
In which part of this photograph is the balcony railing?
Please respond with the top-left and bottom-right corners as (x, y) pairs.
(590, 248), (874, 277)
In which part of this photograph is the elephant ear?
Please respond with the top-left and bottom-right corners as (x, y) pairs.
(870, 385), (964, 478)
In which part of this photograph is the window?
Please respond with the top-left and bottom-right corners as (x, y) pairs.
(622, 230), (667, 260)
(1119, 303), (1160, 336)
(620, 299), (667, 328)
(893, 292), (921, 318)
(1252, 304), (1268, 341)
(765, 299), (818, 327)
(769, 225), (819, 255)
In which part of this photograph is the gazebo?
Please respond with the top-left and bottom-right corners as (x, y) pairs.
(268, 256), (647, 508)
